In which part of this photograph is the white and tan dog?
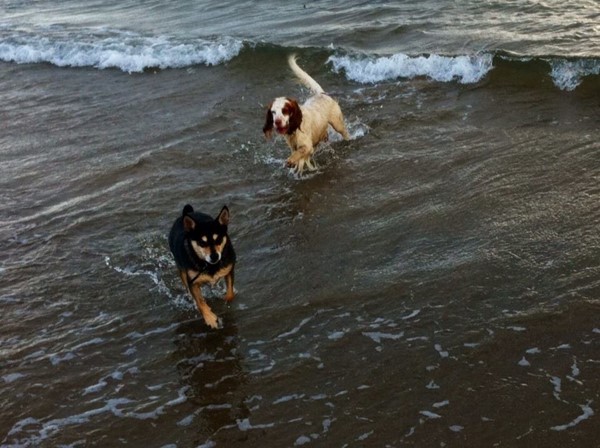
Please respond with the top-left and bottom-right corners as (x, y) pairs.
(263, 55), (350, 174)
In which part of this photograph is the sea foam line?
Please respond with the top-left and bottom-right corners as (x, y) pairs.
(4, 387), (190, 446)
(328, 52), (493, 84)
(551, 402), (594, 431)
(0, 28), (243, 73)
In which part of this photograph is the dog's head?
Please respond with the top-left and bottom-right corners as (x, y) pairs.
(182, 205), (230, 265)
(263, 97), (303, 139)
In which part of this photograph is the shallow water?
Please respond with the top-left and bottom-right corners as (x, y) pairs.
(1, 1), (600, 447)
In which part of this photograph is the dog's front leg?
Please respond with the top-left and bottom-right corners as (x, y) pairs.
(287, 144), (311, 173)
(189, 281), (222, 329)
(224, 269), (235, 303)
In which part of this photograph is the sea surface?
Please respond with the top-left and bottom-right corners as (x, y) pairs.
(1, 1), (599, 447)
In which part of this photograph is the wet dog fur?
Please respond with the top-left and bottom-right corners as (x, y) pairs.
(168, 204), (236, 329)
(263, 55), (350, 174)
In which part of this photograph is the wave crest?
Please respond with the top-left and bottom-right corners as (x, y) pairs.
(328, 53), (494, 85)
(548, 58), (600, 91)
(0, 28), (243, 73)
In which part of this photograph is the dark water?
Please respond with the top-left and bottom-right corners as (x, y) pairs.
(1, 1), (600, 447)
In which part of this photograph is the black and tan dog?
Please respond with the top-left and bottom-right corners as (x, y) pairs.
(168, 204), (236, 329)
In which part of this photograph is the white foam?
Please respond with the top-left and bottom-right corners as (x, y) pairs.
(402, 309), (421, 320)
(550, 376), (563, 402)
(49, 352), (76, 366)
(549, 58), (600, 91)
(127, 323), (178, 340)
(205, 374), (237, 389)
(6, 398), (133, 444)
(357, 430), (374, 441)
(294, 436), (312, 446)
(362, 331), (404, 344)
(2, 373), (26, 383)
(273, 394), (305, 405)
(518, 357), (530, 367)
(328, 330), (346, 340)
(328, 53), (493, 84)
(177, 414), (196, 427)
(236, 418), (275, 431)
(434, 344), (449, 358)
(551, 402), (594, 431)
(82, 379), (108, 396)
(72, 337), (104, 351)
(420, 410), (442, 419)
(0, 27), (243, 73)
(277, 317), (313, 339)
(197, 442), (216, 448)
(571, 360), (580, 377)
(166, 386), (190, 407)
(526, 347), (541, 354)
(433, 400), (449, 408)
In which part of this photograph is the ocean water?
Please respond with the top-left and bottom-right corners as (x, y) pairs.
(1, 1), (599, 446)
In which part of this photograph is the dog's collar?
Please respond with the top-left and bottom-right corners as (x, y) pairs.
(184, 238), (208, 283)
(187, 270), (202, 287)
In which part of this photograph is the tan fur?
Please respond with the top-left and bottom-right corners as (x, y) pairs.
(190, 236), (228, 264)
(178, 264), (235, 329)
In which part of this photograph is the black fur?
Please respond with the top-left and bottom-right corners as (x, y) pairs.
(168, 204), (236, 281)
(263, 103), (274, 137)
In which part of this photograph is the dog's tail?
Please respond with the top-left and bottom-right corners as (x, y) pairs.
(288, 54), (324, 95)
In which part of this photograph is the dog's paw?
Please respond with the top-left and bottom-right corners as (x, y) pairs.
(305, 157), (318, 171)
(203, 311), (222, 329)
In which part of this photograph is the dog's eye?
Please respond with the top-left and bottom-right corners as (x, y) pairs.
(271, 110), (276, 115)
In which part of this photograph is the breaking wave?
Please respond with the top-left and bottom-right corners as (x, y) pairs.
(0, 27), (243, 73)
(327, 51), (600, 91)
(327, 53), (494, 85)
(1, 23), (598, 92)
(548, 58), (600, 91)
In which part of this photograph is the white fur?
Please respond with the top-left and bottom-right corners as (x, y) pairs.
(266, 55), (350, 174)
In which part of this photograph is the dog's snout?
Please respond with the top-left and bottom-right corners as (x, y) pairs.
(209, 252), (221, 264)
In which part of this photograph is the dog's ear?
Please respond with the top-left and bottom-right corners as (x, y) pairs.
(217, 205), (230, 226)
(183, 215), (195, 232)
(286, 98), (302, 134)
(182, 204), (195, 232)
(263, 102), (273, 139)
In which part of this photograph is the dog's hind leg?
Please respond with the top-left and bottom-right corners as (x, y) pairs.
(329, 104), (350, 140)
